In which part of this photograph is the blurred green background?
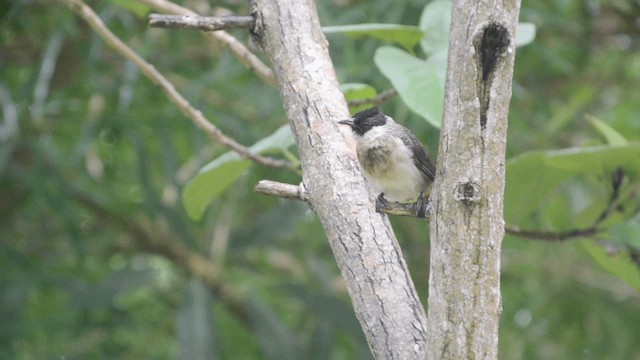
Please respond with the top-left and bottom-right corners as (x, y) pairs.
(1, 0), (639, 359)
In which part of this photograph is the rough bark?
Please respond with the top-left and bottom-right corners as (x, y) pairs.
(251, 0), (428, 358)
(426, 1), (521, 359)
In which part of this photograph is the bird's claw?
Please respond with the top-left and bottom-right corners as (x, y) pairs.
(414, 192), (429, 218)
(375, 193), (389, 214)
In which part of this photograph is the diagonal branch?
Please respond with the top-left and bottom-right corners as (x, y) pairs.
(62, 0), (291, 169)
(145, 10), (399, 109)
(251, 0), (427, 357)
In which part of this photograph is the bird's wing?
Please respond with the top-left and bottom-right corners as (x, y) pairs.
(403, 134), (436, 181)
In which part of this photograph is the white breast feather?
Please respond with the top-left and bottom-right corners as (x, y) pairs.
(356, 126), (426, 202)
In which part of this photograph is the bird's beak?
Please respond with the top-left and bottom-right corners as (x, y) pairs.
(338, 119), (355, 128)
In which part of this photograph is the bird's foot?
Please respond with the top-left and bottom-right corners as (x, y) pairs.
(375, 193), (390, 214)
(414, 192), (429, 218)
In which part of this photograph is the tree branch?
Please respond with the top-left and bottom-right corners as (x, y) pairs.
(62, 0), (291, 169)
(149, 14), (255, 31)
(254, 180), (612, 243)
(506, 168), (625, 242)
(254, 180), (308, 201)
(505, 225), (598, 241)
(146, 10), (399, 110)
(255, 180), (426, 218)
(137, 0), (276, 86)
(251, 0), (427, 357)
(427, 2), (522, 358)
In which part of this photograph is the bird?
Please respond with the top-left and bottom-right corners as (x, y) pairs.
(339, 107), (436, 217)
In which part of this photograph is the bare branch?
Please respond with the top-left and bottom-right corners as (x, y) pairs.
(149, 14), (255, 31)
(62, 0), (291, 169)
(255, 180), (427, 218)
(254, 180), (308, 201)
(595, 167), (624, 223)
(506, 169), (626, 242)
(138, 0), (276, 86)
(505, 225), (598, 241)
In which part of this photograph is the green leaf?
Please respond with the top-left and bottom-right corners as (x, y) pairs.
(112, 0), (150, 17)
(323, 24), (424, 51)
(182, 124), (295, 221)
(609, 213), (640, 250)
(505, 151), (575, 224)
(419, 0), (452, 55)
(374, 46), (445, 127)
(580, 240), (640, 292)
(249, 124), (295, 155)
(505, 144), (640, 224)
(182, 153), (251, 221)
(341, 83), (377, 102)
(540, 188), (573, 230)
(545, 86), (597, 133)
(341, 83), (378, 113)
(586, 114), (628, 146)
(543, 144), (640, 173)
(515, 22), (536, 47)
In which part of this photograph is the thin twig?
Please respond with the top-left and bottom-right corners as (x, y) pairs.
(138, 0), (276, 86)
(347, 89), (397, 107)
(149, 14), (255, 31)
(63, 0), (291, 169)
(595, 167), (623, 223)
(504, 225), (598, 242)
(506, 169), (625, 242)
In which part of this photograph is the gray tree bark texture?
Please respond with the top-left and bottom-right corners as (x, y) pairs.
(426, 1), (521, 359)
(251, 0), (428, 358)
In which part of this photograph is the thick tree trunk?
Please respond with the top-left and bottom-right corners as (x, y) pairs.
(251, 0), (428, 358)
(427, 1), (521, 359)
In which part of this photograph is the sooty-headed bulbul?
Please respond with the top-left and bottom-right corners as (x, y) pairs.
(339, 107), (436, 217)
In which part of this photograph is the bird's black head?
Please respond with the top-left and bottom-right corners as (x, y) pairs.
(339, 107), (387, 136)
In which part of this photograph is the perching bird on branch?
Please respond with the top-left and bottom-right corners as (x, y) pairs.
(339, 107), (436, 217)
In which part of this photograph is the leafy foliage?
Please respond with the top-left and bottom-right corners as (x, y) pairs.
(374, 46), (446, 126)
(182, 124), (295, 220)
(329, 0), (536, 127)
(323, 24), (424, 52)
